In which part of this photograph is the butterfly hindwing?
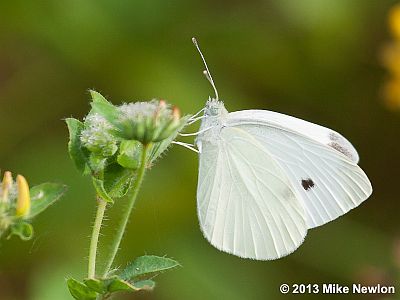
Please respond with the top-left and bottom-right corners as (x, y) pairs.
(197, 126), (307, 260)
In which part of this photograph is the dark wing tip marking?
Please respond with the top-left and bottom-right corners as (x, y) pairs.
(328, 132), (355, 161)
(328, 142), (353, 160)
(301, 178), (315, 191)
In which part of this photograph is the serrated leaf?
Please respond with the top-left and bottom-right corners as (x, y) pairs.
(8, 222), (33, 241)
(103, 163), (135, 198)
(28, 183), (67, 219)
(119, 255), (180, 281)
(67, 278), (97, 300)
(148, 115), (190, 164)
(92, 177), (113, 203)
(117, 140), (142, 169)
(66, 118), (90, 174)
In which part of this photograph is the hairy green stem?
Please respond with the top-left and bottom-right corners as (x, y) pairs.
(88, 197), (107, 278)
(101, 144), (149, 277)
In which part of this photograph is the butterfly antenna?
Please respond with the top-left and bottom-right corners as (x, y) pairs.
(192, 37), (219, 100)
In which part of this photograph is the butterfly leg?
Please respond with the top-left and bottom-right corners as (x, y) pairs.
(172, 141), (199, 153)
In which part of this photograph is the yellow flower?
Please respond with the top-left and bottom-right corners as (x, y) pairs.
(389, 4), (400, 40)
(15, 175), (30, 218)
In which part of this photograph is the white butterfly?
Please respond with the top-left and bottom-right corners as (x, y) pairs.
(180, 38), (372, 260)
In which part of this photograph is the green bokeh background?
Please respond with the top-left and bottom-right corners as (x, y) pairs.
(0, 1), (399, 299)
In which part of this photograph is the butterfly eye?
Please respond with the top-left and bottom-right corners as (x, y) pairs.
(205, 100), (223, 117)
(209, 107), (219, 116)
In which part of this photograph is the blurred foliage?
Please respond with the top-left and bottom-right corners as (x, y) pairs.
(0, 0), (399, 299)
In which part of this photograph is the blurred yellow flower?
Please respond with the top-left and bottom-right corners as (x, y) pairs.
(381, 3), (400, 110)
(382, 42), (400, 76)
(389, 4), (400, 39)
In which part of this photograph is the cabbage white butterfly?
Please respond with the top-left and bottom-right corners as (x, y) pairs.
(184, 38), (372, 260)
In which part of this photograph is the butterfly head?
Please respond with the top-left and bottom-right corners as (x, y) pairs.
(204, 98), (228, 118)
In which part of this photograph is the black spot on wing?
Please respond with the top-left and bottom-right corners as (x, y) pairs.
(301, 178), (315, 191)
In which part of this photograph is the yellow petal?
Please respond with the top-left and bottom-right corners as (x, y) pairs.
(16, 175), (30, 217)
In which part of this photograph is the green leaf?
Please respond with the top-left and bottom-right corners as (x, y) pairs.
(83, 278), (107, 294)
(107, 277), (135, 293)
(148, 115), (190, 164)
(82, 276), (155, 297)
(66, 118), (90, 174)
(9, 222), (33, 241)
(28, 183), (67, 219)
(133, 280), (156, 291)
(103, 163), (135, 198)
(67, 278), (97, 300)
(89, 90), (111, 104)
(92, 177), (114, 203)
(119, 255), (180, 281)
(117, 140), (142, 169)
(90, 101), (131, 140)
(90, 101), (120, 128)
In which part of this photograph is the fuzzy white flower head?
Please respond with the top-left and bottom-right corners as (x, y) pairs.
(116, 100), (181, 144)
(118, 100), (171, 121)
(80, 113), (118, 157)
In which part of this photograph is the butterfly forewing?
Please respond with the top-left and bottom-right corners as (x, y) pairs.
(197, 126), (307, 260)
(228, 110), (360, 163)
(226, 110), (372, 229)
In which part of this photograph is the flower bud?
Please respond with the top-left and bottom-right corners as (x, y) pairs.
(117, 100), (186, 144)
(1, 171), (13, 203)
(15, 175), (30, 218)
(80, 114), (118, 157)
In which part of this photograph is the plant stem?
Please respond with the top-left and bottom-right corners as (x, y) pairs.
(101, 144), (149, 277)
(88, 197), (107, 278)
